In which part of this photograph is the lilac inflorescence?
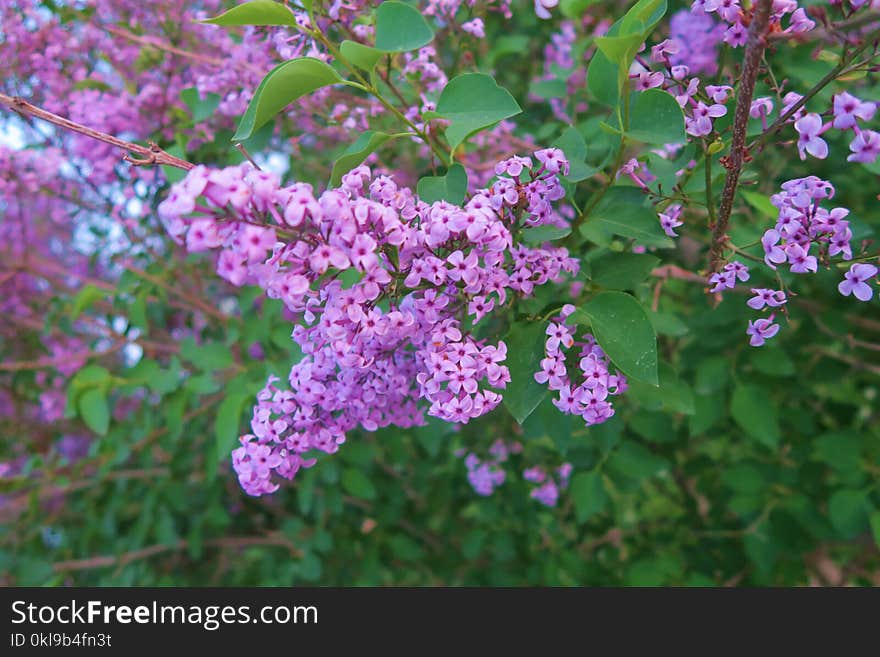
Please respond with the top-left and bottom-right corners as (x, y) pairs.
(534, 305), (627, 428)
(158, 150), (578, 496)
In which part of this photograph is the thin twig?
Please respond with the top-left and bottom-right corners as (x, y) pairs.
(710, 0), (774, 272)
(0, 93), (193, 170)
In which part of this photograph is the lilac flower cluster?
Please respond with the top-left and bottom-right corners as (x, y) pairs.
(534, 306), (627, 428)
(722, 176), (877, 348)
(708, 261), (750, 293)
(793, 92), (879, 163)
(460, 439), (521, 496)
(158, 151), (579, 496)
(523, 463), (572, 507)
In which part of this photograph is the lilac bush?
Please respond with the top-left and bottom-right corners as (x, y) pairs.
(2, 0), (879, 585)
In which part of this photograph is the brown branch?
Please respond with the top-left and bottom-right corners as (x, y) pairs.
(710, 0), (774, 272)
(0, 93), (194, 171)
(52, 534), (303, 573)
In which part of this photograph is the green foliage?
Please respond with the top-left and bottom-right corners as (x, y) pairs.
(200, 0), (299, 26)
(429, 73), (522, 150)
(416, 164), (468, 204)
(580, 187), (675, 248)
(330, 131), (398, 187)
(233, 58), (344, 141)
(374, 1), (434, 52)
(502, 321), (550, 424)
(575, 291), (659, 385)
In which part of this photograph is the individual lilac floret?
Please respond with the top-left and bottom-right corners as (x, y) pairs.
(747, 288), (787, 310)
(832, 92), (877, 130)
(794, 113), (829, 160)
(746, 317), (780, 347)
(786, 243), (818, 274)
(659, 204), (683, 237)
(838, 263), (877, 302)
(534, 0), (558, 20)
(461, 18), (485, 38)
(847, 130), (880, 164)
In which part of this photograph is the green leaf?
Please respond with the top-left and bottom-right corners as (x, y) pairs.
(586, 0), (667, 108)
(502, 321), (550, 424)
(529, 78), (567, 100)
(627, 362), (694, 414)
(77, 388), (110, 435)
(430, 73), (522, 150)
(200, 0), (298, 26)
(71, 284), (106, 319)
(560, 0), (600, 18)
(214, 391), (250, 467)
(741, 190), (777, 218)
(416, 163), (468, 205)
(180, 337), (233, 372)
(233, 58), (343, 141)
(341, 468), (377, 500)
(647, 310), (689, 336)
(571, 471), (608, 522)
(812, 431), (861, 474)
(628, 89), (685, 144)
(581, 186), (674, 248)
(828, 489), (871, 539)
(521, 224), (571, 244)
(578, 291), (658, 385)
(607, 440), (669, 482)
(587, 49), (620, 108)
(374, 1), (434, 52)
(330, 131), (396, 187)
(731, 384), (780, 449)
(340, 40), (384, 72)
(552, 126), (596, 183)
(620, 0), (667, 35)
(589, 252), (659, 290)
(870, 511), (880, 549)
(595, 33), (643, 66)
(181, 87), (221, 123)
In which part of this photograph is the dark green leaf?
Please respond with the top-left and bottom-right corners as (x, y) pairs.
(731, 384), (780, 449)
(581, 186), (674, 248)
(589, 252), (659, 290)
(828, 489), (871, 539)
(571, 471), (608, 522)
(502, 321), (550, 424)
(341, 468), (378, 500)
(578, 291), (658, 385)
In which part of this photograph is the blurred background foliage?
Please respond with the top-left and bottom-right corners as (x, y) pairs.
(1, 0), (879, 585)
